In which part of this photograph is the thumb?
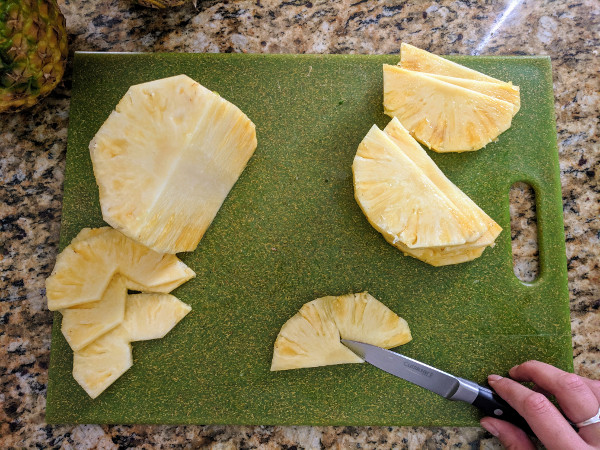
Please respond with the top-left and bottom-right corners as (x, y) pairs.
(480, 417), (536, 450)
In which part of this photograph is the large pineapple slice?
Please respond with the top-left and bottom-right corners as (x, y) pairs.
(123, 293), (191, 341)
(46, 228), (195, 310)
(89, 74), (258, 254)
(399, 43), (511, 86)
(72, 326), (132, 399)
(271, 293), (411, 371)
(383, 65), (514, 152)
(353, 125), (488, 249)
(61, 275), (127, 351)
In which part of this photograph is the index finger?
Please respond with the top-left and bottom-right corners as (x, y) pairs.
(488, 375), (583, 449)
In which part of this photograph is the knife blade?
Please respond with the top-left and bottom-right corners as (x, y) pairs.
(341, 339), (533, 433)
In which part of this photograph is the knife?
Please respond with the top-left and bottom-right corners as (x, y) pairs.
(341, 339), (533, 434)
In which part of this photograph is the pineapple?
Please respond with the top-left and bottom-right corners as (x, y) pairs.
(61, 275), (127, 351)
(46, 228), (195, 310)
(383, 65), (514, 152)
(353, 125), (488, 249)
(271, 293), (411, 371)
(420, 73), (520, 115)
(123, 293), (191, 341)
(89, 74), (258, 254)
(353, 121), (501, 266)
(399, 43), (511, 86)
(72, 326), (132, 399)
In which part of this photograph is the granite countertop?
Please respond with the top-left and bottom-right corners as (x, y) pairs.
(1, 0), (598, 448)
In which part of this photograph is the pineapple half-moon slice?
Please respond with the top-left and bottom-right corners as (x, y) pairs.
(399, 43), (512, 86)
(123, 293), (191, 341)
(61, 275), (127, 351)
(90, 74), (258, 254)
(72, 326), (132, 399)
(353, 125), (488, 249)
(271, 292), (411, 371)
(383, 117), (502, 251)
(383, 65), (514, 152)
(46, 228), (195, 310)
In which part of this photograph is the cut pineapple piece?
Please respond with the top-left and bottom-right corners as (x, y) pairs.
(72, 326), (132, 399)
(271, 293), (410, 371)
(90, 74), (258, 254)
(353, 125), (488, 249)
(123, 293), (191, 341)
(383, 117), (502, 251)
(46, 228), (195, 310)
(399, 43), (511, 86)
(421, 73), (520, 115)
(327, 292), (411, 348)
(61, 275), (127, 351)
(383, 65), (514, 152)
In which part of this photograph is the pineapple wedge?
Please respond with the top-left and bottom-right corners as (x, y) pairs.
(353, 125), (488, 249)
(420, 73), (520, 115)
(271, 293), (411, 371)
(89, 74), (258, 254)
(399, 43), (512, 86)
(72, 326), (132, 399)
(383, 117), (502, 251)
(61, 275), (127, 351)
(46, 228), (195, 310)
(383, 65), (514, 152)
(123, 293), (191, 341)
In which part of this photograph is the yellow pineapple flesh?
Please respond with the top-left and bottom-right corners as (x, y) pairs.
(89, 74), (258, 254)
(61, 275), (127, 351)
(399, 43), (511, 85)
(46, 228), (195, 310)
(353, 125), (488, 249)
(72, 326), (132, 399)
(123, 293), (191, 341)
(383, 65), (514, 152)
(271, 293), (410, 371)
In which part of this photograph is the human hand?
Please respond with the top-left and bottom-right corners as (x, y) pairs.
(480, 360), (600, 450)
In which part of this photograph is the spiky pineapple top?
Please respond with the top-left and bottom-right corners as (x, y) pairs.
(0, 0), (68, 113)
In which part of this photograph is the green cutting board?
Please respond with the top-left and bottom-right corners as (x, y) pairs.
(46, 52), (571, 426)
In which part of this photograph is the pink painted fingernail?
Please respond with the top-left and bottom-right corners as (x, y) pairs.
(488, 374), (502, 383)
(481, 420), (499, 437)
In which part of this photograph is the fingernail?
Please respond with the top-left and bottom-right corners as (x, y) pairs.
(481, 420), (499, 437)
(488, 374), (502, 383)
(508, 365), (519, 375)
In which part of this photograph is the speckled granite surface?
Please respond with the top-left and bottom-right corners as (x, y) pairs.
(0, 0), (598, 448)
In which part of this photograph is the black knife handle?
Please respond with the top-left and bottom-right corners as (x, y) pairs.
(473, 385), (533, 435)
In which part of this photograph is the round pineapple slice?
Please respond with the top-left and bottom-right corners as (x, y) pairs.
(72, 326), (132, 399)
(122, 293), (191, 341)
(353, 125), (487, 250)
(61, 275), (127, 351)
(46, 228), (195, 310)
(89, 74), (258, 254)
(271, 293), (411, 371)
(399, 43), (512, 86)
(383, 65), (514, 152)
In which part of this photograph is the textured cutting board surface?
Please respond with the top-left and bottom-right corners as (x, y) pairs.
(46, 52), (571, 426)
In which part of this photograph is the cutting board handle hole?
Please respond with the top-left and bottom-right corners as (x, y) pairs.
(509, 182), (539, 283)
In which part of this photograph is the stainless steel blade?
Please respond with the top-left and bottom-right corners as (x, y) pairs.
(341, 339), (461, 399)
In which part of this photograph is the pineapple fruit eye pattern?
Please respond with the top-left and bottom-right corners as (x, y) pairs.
(89, 74), (258, 254)
(271, 292), (411, 371)
(384, 44), (520, 152)
(46, 228), (194, 398)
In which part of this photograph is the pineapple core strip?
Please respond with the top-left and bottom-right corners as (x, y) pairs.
(89, 74), (258, 254)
